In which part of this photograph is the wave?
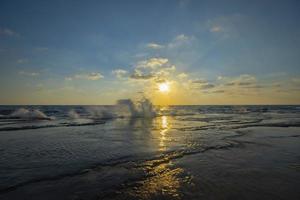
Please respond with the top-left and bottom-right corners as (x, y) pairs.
(64, 98), (158, 121)
(230, 121), (300, 129)
(0, 124), (59, 131)
(86, 106), (117, 119)
(9, 108), (53, 120)
(0, 121), (106, 132)
(62, 121), (106, 127)
(158, 109), (197, 116)
(175, 120), (300, 132)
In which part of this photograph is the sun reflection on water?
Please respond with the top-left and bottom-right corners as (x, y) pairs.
(159, 116), (170, 151)
(128, 162), (184, 199)
(127, 115), (186, 199)
(117, 114), (193, 200)
(124, 155), (193, 200)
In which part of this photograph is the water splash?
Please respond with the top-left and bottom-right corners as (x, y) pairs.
(68, 109), (80, 119)
(116, 98), (157, 118)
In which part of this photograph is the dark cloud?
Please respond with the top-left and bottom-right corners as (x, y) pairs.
(130, 73), (154, 80)
(190, 79), (215, 90)
(154, 77), (167, 83)
(192, 79), (207, 84)
(211, 90), (225, 93)
(243, 85), (264, 89)
(225, 82), (235, 86)
(238, 82), (253, 86)
(200, 83), (215, 89)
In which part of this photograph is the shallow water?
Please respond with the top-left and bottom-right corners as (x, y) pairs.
(0, 105), (299, 199)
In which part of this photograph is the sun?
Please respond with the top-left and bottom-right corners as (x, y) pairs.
(158, 83), (170, 93)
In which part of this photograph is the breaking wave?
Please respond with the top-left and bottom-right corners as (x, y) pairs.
(86, 106), (117, 119)
(9, 108), (53, 120)
(65, 98), (157, 120)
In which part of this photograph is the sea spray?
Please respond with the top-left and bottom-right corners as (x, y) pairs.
(68, 109), (80, 119)
(116, 98), (157, 118)
(79, 98), (157, 119)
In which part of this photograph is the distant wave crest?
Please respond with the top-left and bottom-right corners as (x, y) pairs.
(10, 108), (53, 120)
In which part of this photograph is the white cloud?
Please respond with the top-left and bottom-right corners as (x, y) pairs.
(65, 77), (73, 81)
(86, 72), (104, 80)
(128, 57), (178, 83)
(166, 34), (196, 49)
(66, 72), (104, 81)
(177, 73), (188, 79)
(0, 28), (19, 37)
(154, 65), (176, 78)
(112, 69), (128, 78)
(217, 76), (224, 80)
(146, 43), (164, 49)
(207, 14), (243, 38)
(142, 34), (194, 56)
(174, 34), (189, 41)
(136, 58), (169, 69)
(224, 74), (257, 86)
(19, 71), (39, 76)
(17, 59), (28, 64)
(210, 26), (223, 33)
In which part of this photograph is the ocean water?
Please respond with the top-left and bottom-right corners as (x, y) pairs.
(0, 103), (299, 199)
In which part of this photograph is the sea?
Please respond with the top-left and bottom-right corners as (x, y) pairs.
(0, 100), (299, 200)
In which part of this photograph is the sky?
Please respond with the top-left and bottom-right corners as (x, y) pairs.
(0, 0), (299, 105)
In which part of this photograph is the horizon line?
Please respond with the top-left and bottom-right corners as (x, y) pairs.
(0, 104), (299, 106)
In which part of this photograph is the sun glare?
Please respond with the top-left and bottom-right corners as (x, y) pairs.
(158, 83), (170, 93)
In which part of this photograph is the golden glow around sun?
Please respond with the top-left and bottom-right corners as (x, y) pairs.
(158, 83), (170, 93)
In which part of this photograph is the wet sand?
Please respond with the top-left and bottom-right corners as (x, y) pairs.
(1, 126), (299, 200)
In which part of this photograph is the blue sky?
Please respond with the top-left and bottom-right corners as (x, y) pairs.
(0, 0), (299, 104)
